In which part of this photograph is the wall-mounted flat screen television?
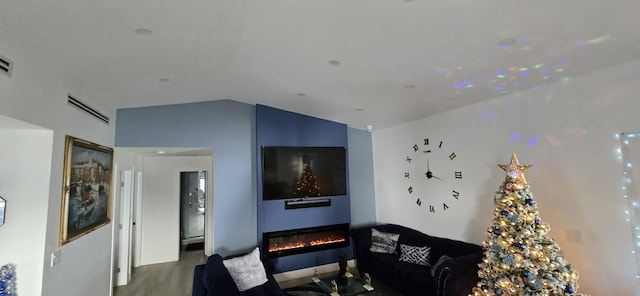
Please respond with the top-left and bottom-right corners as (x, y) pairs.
(262, 146), (347, 200)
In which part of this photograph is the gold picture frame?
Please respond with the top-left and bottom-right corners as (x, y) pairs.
(59, 135), (113, 245)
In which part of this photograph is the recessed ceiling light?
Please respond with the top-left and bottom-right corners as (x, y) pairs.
(297, 93), (306, 97)
(328, 60), (341, 66)
(158, 78), (170, 83)
(134, 28), (153, 36)
(157, 150), (165, 154)
(404, 84), (416, 89)
(356, 108), (365, 111)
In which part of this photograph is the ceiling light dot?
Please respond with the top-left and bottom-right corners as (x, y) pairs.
(297, 93), (306, 97)
(158, 78), (170, 83)
(157, 150), (165, 154)
(404, 84), (416, 89)
(134, 28), (153, 36)
(328, 60), (341, 66)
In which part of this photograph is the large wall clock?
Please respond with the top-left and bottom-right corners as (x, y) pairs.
(404, 138), (463, 213)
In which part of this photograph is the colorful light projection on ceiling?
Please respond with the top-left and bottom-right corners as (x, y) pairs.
(436, 34), (611, 96)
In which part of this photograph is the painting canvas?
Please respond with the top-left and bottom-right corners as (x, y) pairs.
(59, 135), (113, 245)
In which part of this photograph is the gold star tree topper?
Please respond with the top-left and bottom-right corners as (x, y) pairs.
(497, 153), (532, 190)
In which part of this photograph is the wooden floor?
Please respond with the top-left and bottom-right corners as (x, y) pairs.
(113, 249), (207, 296)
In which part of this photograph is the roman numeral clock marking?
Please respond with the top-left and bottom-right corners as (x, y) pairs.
(405, 137), (463, 214)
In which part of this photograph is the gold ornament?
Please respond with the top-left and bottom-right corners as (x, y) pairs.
(498, 153), (532, 190)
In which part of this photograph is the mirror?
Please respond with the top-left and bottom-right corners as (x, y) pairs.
(0, 196), (5, 226)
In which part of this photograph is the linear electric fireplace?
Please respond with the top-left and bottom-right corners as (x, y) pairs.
(263, 223), (350, 258)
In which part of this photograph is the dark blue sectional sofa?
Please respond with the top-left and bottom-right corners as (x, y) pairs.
(350, 224), (483, 296)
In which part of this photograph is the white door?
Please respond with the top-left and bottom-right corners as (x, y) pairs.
(116, 169), (134, 286)
(132, 171), (143, 267)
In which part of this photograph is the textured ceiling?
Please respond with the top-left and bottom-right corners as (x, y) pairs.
(2, 0), (640, 130)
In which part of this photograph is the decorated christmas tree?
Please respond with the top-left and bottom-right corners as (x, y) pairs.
(471, 154), (586, 296)
(0, 264), (16, 296)
(293, 164), (321, 197)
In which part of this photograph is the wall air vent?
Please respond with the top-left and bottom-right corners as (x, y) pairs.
(0, 54), (13, 77)
(67, 94), (110, 125)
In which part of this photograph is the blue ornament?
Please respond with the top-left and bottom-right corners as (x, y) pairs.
(493, 229), (501, 235)
(525, 199), (536, 206)
(518, 243), (526, 250)
(508, 213), (521, 223)
(534, 219), (541, 226)
(500, 210), (508, 216)
(495, 288), (503, 295)
(481, 285), (488, 291)
(522, 270), (530, 277)
(565, 285), (575, 293)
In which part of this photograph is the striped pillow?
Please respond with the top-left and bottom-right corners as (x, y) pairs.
(370, 228), (400, 254)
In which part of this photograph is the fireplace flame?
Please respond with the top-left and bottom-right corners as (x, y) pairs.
(268, 237), (346, 253)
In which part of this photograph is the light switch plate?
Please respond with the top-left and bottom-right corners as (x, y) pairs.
(51, 249), (61, 267)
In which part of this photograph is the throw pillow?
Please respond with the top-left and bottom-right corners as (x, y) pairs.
(370, 228), (400, 254)
(222, 247), (268, 291)
(399, 244), (431, 266)
(429, 255), (452, 276)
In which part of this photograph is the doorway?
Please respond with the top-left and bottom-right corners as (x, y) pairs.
(180, 171), (206, 251)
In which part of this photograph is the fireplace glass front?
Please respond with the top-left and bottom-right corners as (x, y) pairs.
(263, 223), (350, 257)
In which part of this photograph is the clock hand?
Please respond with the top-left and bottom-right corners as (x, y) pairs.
(425, 170), (443, 181)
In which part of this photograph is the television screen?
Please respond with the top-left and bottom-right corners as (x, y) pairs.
(262, 146), (347, 200)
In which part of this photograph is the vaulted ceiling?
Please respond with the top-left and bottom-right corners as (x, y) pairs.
(2, 1), (640, 130)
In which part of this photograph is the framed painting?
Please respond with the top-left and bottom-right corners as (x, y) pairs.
(59, 135), (114, 245)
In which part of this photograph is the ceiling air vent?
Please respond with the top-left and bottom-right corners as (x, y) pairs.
(67, 94), (110, 125)
(0, 54), (12, 77)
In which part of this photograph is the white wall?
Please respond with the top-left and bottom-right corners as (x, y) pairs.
(0, 126), (53, 296)
(372, 59), (640, 295)
(1, 27), (116, 295)
(140, 156), (213, 265)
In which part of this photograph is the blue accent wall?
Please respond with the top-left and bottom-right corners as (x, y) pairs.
(115, 100), (258, 255)
(115, 100), (375, 273)
(256, 105), (352, 272)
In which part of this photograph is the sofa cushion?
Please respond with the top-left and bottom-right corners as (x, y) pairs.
(399, 244), (431, 266)
(370, 228), (400, 254)
(202, 254), (241, 295)
(223, 247), (268, 291)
